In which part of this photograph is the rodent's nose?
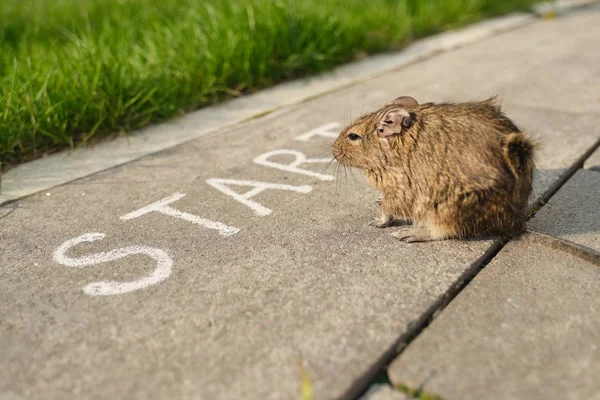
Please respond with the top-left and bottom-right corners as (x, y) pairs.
(332, 146), (339, 160)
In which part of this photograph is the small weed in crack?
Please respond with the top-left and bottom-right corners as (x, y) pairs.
(394, 382), (446, 400)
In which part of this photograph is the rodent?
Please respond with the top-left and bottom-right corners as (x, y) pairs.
(332, 96), (536, 243)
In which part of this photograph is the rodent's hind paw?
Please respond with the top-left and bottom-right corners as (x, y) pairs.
(391, 227), (434, 243)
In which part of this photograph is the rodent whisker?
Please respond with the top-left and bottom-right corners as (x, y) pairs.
(342, 164), (346, 192)
(312, 138), (336, 148)
(348, 166), (360, 192)
(314, 150), (334, 161)
(320, 157), (336, 175)
(333, 160), (341, 195)
(343, 164), (351, 196)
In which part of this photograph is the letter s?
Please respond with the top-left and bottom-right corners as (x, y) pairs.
(53, 233), (173, 296)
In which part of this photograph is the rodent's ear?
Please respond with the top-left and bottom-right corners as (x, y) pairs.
(392, 96), (418, 108)
(377, 108), (413, 139)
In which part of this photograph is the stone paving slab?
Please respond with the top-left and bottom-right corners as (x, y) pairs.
(528, 169), (600, 253)
(1, 7), (600, 400)
(388, 234), (600, 400)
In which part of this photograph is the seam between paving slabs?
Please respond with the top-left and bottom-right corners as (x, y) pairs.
(342, 137), (600, 400)
(526, 231), (600, 266)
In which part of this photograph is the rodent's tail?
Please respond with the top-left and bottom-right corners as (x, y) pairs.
(503, 132), (537, 179)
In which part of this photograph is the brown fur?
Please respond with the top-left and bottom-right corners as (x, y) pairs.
(332, 96), (537, 243)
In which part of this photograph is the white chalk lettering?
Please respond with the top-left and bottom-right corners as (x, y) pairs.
(294, 122), (341, 141)
(206, 178), (312, 216)
(253, 149), (334, 181)
(52, 233), (173, 296)
(120, 192), (239, 237)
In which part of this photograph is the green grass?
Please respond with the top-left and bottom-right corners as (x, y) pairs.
(0, 0), (537, 167)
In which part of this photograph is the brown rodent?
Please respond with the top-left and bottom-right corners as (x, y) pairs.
(332, 96), (536, 242)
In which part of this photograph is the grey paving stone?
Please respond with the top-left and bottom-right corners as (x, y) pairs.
(528, 169), (600, 253)
(388, 234), (600, 400)
(2, 7), (600, 400)
(584, 147), (600, 172)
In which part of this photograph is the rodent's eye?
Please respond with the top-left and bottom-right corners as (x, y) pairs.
(347, 133), (361, 141)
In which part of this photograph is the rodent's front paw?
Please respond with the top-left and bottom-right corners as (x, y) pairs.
(369, 218), (392, 228)
(391, 227), (434, 243)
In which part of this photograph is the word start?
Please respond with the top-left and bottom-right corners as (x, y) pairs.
(53, 123), (341, 296)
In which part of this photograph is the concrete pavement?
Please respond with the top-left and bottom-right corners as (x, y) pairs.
(388, 234), (600, 400)
(2, 4), (600, 400)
